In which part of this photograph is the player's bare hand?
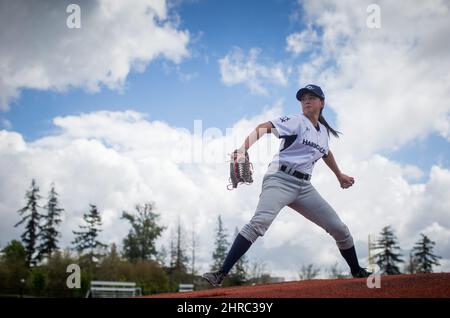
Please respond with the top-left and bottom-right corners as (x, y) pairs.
(232, 148), (246, 163)
(338, 173), (354, 189)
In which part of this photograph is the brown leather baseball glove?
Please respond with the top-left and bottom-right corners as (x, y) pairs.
(227, 149), (253, 190)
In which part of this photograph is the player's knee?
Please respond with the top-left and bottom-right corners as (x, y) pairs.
(239, 224), (258, 243)
(331, 223), (354, 250)
(240, 221), (267, 243)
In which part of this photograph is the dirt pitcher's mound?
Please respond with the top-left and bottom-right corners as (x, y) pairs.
(145, 273), (450, 298)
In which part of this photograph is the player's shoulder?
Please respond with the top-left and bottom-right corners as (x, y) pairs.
(275, 113), (301, 123)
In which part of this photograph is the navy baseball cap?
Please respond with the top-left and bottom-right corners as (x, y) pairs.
(296, 84), (325, 101)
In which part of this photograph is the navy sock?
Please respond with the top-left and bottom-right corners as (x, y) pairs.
(220, 234), (252, 275)
(339, 245), (361, 273)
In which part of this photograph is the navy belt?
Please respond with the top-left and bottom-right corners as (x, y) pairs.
(280, 165), (311, 181)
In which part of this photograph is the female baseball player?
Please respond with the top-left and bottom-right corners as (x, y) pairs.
(203, 84), (371, 287)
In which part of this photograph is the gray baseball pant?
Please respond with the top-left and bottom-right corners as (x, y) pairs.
(240, 170), (354, 250)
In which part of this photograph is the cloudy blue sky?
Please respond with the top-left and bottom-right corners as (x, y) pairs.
(1, 0), (449, 280)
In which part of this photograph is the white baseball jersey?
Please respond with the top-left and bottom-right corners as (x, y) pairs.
(269, 113), (329, 176)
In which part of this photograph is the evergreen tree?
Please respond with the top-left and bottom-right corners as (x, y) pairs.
(37, 183), (64, 261)
(373, 225), (404, 275)
(190, 225), (197, 277)
(72, 204), (107, 263)
(169, 231), (176, 269)
(15, 179), (42, 267)
(121, 202), (165, 262)
(412, 234), (441, 273)
(167, 220), (190, 291)
(173, 219), (188, 273)
(211, 215), (229, 272)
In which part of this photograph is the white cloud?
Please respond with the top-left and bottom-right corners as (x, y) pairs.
(286, 28), (319, 55)
(435, 114), (450, 142)
(219, 47), (288, 95)
(400, 164), (425, 182)
(0, 0), (190, 110)
(288, 0), (450, 158)
(1, 107), (450, 277)
(0, 117), (12, 130)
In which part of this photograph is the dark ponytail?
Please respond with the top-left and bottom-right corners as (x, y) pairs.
(319, 107), (341, 138)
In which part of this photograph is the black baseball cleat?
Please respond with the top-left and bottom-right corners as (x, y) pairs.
(352, 267), (372, 278)
(202, 271), (226, 287)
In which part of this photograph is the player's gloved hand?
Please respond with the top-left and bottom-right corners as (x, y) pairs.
(338, 173), (355, 189)
(227, 146), (253, 190)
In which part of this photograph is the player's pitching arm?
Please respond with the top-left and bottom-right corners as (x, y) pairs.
(237, 122), (275, 153)
(322, 150), (355, 189)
